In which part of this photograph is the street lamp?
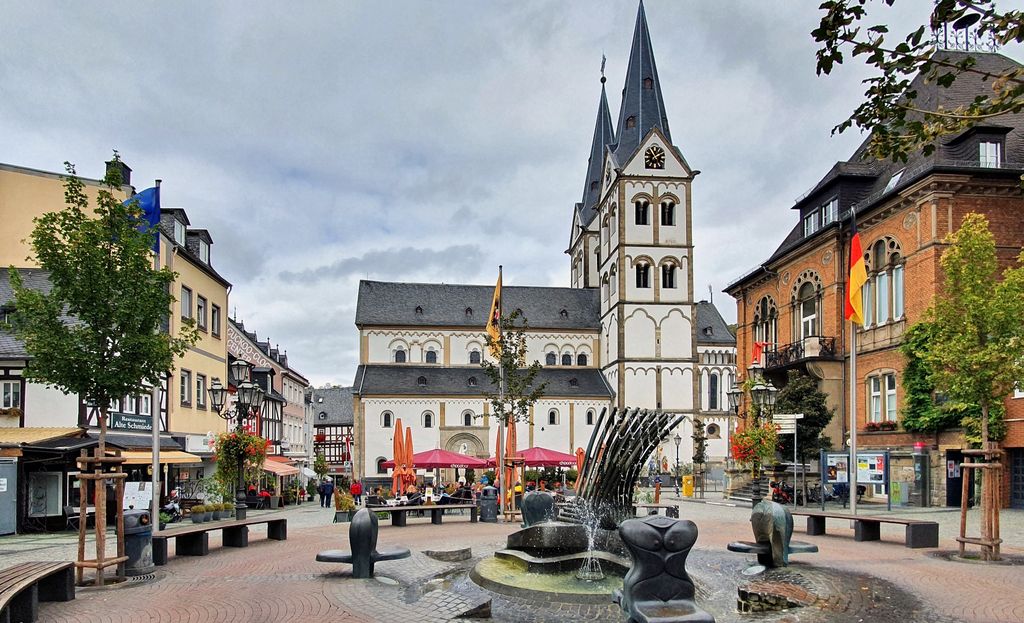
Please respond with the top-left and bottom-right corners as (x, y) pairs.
(209, 360), (265, 520)
(747, 375), (778, 502)
(726, 382), (743, 467)
(673, 432), (682, 491)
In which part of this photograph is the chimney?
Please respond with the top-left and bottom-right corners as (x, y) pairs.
(105, 159), (132, 186)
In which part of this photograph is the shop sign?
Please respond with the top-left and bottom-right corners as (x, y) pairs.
(110, 412), (152, 431)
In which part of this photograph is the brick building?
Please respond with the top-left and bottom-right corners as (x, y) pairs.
(725, 50), (1024, 509)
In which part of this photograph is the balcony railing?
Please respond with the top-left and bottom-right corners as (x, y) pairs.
(764, 336), (838, 369)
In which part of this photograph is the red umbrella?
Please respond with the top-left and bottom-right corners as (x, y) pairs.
(382, 448), (487, 469)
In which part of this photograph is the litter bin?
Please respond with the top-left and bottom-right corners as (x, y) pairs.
(682, 475), (694, 498)
(479, 486), (499, 523)
(123, 509), (154, 576)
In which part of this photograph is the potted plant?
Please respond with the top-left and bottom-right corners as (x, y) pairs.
(158, 511), (171, 530)
(190, 504), (205, 524)
(306, 479), (317, 501)
(211, 503), (223, 520)
(204, 504), (215, 522)
(221, 501), (235, 519)
(865, 421), (881, 432)
(267, 487), (280, 509)
(879, 420), (898, 431)
(333, 490), (357, 523)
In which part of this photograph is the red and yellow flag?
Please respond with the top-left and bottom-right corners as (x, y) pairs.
(845, 218), (868, 325)
(486, 268), (502, 356)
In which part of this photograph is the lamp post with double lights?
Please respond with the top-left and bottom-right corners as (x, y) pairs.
(208, 359), (265, 520)
(727, 374), (778, 503)
(673, 432), (682, 493)
(726, 382), (743, 469)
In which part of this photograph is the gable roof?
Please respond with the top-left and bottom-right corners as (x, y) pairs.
(0, 269), (77, 360)
(355, 281), (600, 330)
(308, 386), (354, 426)
(696, 301), (735, 346)
(353, 365), (613, 399)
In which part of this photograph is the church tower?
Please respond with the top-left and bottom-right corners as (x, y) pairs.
(570, 1), (698, 419)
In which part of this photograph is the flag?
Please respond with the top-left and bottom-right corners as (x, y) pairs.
(845, 217), (868, 325)
(124, 186), (160, 252)
(486, 269), (502, 357)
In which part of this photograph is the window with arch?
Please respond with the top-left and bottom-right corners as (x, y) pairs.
(465, 307), (473, 318)
(468, 376), (478, 387)
(660, 200), (675, 226)
(546, 352), (557, 366)
(601, 273), (610, 302)
(422, 411), (434, 428)
(791, 273), (822, 339)
(753, 296), (778, 346)
(577, 353), (588, 366)
(635, 200), (650, 225)
(548, 409), (559, 425)
(867, 372), (897, 422)
(708, 373), (719, 410)
(643, 77), (653, 90)
(417, 376), (427, 387)
(425, 348), (437, 364)
(376, 457), (388, 474)
(569, 377), (579, 387)
(636, 263), (650, 288)
(586, 409), (595, 425)
(661, 264), (676, 289)
(561, 353), (572, 366)
(863, 237), (904, 326)
(381, 411), (393, 428)
(626, 115), (636, 129)
(394, 346), (406, 363)
(469, 349), (481, 364)
(610, 264), (618, 295)
(463, 410), (474, 426)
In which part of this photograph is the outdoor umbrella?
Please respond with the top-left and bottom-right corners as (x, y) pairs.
(574, 447), (585, 490)
(381, 448), (486, 469)
(403, 427), (416, 494)
(486, 446), (576, 467)
(391, 419), (406, 496)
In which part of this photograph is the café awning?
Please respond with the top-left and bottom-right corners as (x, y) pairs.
(264, 460), (299, 476)
(120, 450), (202, 465)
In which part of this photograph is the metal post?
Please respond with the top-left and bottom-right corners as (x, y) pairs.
(793, 430), (798, 508)
(235, 412), (247, 520)
(849, 322), (858, 515)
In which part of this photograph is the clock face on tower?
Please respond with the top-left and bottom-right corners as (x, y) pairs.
(644, 145), (665, 169)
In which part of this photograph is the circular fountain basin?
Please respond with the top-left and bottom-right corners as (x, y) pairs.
(470, 556), (624, 605)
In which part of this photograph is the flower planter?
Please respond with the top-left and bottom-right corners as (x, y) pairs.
(191, 513), (204, 524)
(268, 496), (280, 509)
(219, 510), (232, 520)
(204, 511), (213, 522)
(334, 510), (355, 523)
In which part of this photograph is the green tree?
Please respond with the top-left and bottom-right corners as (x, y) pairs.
(924, 213), (1024, 449)
(481, 310), (547, 426)
(773, 371), (834, 465)
(813, 1), (1024, 162)
(7, 155), (197, 452)
(313, 452), (329, 480)
(691, 419), (708, 466)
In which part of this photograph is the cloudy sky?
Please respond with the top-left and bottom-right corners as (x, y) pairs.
(2, 1), (942, 386)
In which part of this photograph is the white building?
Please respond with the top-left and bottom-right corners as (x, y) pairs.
(351, 3), (736, 484)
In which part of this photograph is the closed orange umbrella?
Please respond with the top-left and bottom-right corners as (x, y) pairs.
(574, 447), (585, 490)
(392, 419), (405, 496)
(403, 426), (415, 493)
(505, 422), (518, 503)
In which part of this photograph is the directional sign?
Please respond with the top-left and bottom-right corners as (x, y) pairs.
(773, 413), (804, 423)
(777, 423), (797, 434)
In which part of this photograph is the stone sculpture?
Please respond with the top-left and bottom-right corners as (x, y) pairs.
(521, 491), (555, 527)
(613, 515), (715, 623)
(726, 498), (817, 568)
(316, 507), (410, 578)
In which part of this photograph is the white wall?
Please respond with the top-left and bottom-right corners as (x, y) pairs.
(23, 382), (80, 427)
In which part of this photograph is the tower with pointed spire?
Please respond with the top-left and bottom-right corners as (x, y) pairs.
(569, 0), (699, 418)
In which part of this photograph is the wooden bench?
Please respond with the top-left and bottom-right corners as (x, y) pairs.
(0, 561), (75, 623)
(792, 510), (939, 548)
(152, 517), (287, 566)
(368, 504), (477, 527)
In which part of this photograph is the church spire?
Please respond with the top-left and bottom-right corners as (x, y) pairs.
(613, 0), (671, 161)
(580, 67), (615, 216)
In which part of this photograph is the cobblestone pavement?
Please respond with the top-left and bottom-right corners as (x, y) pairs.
(1, 500), (1022, 622)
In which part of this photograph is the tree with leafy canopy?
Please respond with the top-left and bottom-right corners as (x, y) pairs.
(481, 309), (548, 426)
(773, 371), (835, 467)
(313, 452), (329, 481)
(813, 0), (1024, 162)
(7, 154), (197, 453)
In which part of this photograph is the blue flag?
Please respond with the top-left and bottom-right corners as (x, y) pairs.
(124, 186), (160, 252)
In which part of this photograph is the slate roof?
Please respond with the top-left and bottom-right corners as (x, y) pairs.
(0, 269), (75, 360)
(696, 301), (735, 346)
(578, 82), (615, 229)
(611, 1), (672, 162)
(355, 281), (600, 330)
(308, 386), (354, 426)
(353, 365), (614, 399)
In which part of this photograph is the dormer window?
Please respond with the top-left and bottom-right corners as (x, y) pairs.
(559, 309), (568, 318)
(884, 169), (904, 192)
(198, 239), (210, 264)
(173, 220), (186, 246)
(569, 377), (578, 387)
(626, 116), (636, 129)
(468, 376), (477, 387)
(415, 306), (423, 315)
(465, 307), (473, 317)
(803, 211), (819, 237)
(980, 141), (1002, 167)
(643, 77), (653, 90)
(821, 197), (838, 226)
(417, 376), (427, 387)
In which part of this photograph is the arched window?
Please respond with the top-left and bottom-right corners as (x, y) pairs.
(636, 264), (650, 288)
(417, 376), (427, 387)
(394, 346), (406, 363)
(548, 409), (558, 425)
(643, 77), (653, 90)
(708, 373), (719, 410)
(569, 377), (579, 387)
(754, 296), (778, 346)
(463, 411), (474, 426)
(635, 201), (649, 225)
(601, 273), (610, 302)
(577, 353), (588, 366)
(381, 411), (393, 428)
(425, 348), (437, 364)
(660, 201), (675, 226)
(586, 409), (595, 425)
(797, 281), (819, 339)
(465, 307), (473, 317)
(469, 349), (481, 364)
(863, 238), (905, 326)
(468, 376), (477, 387)
(546, 352), (557, 366)
(561, 353), (572, 366)
(626, 115), (636, 129)
(376, 457), (388, 474)
(610, 264), (618, 295)
(661, 264), (676, 289)
(422, 411), (433, 428)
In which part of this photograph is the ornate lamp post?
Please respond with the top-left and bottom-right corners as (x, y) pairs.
(673, 432), (682, 492)
(209, 359), (265, 520)
(726, 382), (743, 468)
(747, 375), (778, 501)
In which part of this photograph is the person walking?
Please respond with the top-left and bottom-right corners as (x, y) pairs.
(350, 480), (362, 506)
(322, 479), (335, 508)
(316, 481), (326, 508)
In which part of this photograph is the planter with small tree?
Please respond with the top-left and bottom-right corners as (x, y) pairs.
(190, 505), (205, 524)
(333, 490), (356, 523)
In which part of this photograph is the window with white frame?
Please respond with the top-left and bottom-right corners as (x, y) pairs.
(180, 286), (193, 320)
(863, 238), (904, 326)
(381, 411), (393, 428)
(198, 239), (210, 264)
(561, 353), (572, 366)
(754, 296), (778, 347)
(548, 409), (559, 425)
(140, 393), (152, 416)
(546, 352), (557, 366)
(885, 169), (904, 192)
(425, 348), (437, 364)
(469, 349), (481, 364)
(179, 370), (192, 406)
(868, 372), (897, 422)
(661, 264), (676, 289)
(821, 197), (838, 226)
(586, 409), (595, 425)
(173, 220), (186, 246)
(122, 395), (136, 414)
(708, 373), (719, 410)
(797, 282), (818, 338)
(980, 141), (1001, 168)
(423, 411), (433, 428)
(197, 295), (207, 330)
(803, 211), (819, 237)
(196, 374), (207, 409)
(1, 380), (22, 409)
(463, 410), (474, 426)
(394, 346), (406, 363)
(635, 264), (650, 289)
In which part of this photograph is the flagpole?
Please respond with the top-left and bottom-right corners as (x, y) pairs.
(496, 265), (506, 519)
(151, 179), (162, 533)
(849, 319), (858, 516)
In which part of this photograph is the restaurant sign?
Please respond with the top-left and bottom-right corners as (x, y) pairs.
(110, 413), (152, 431)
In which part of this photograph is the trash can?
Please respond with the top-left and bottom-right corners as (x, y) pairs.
(123, 509), (155, 576)
(479, 486), (499, 523)
(682, 475), (694, 498)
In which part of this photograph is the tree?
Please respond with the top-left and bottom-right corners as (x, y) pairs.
(813, 1), (1024, 162)
(691, 419), (708, 466)
(481, 309), (547, 426)
(774, 371), (835, 466)
(8, 155), (197, 450)
(313, 452), (329, 481)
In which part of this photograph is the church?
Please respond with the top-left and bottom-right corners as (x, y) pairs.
(349, 2), (736, 487)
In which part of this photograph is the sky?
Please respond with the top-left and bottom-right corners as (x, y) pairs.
(0, 1), (943, 386)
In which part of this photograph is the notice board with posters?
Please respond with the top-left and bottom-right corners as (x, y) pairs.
(822, 450), (891, 510)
